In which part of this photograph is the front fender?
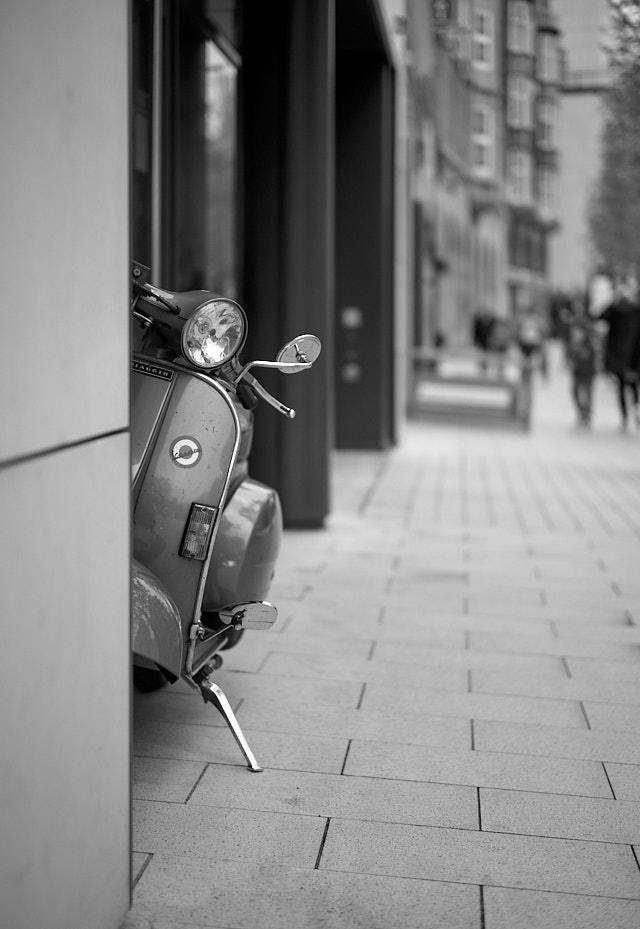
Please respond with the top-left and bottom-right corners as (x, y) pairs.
(203, 479), (282, 611)
(131, 558), (183, 680)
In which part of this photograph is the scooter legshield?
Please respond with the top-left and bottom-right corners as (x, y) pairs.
(132, 558), (183, 680)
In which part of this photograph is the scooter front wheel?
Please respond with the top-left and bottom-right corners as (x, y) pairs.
(133, 665), (168, 692)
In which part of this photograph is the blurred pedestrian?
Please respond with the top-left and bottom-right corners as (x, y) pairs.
(489, 317), (512, 378)
(566, 310), (597, 428)
(597, 277), (640, 431)
(472, 308), (495, 373)
(516, 307), (544, 362)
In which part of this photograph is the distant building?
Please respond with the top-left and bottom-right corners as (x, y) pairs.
(407, 0), (564, 352)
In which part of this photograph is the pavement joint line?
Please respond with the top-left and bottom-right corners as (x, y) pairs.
(313, 818), (331, 869)
(311, 866), (640, 900)
(632, 846), (640, 875)
(470, 719), (475, 751)
(479, 884), (486, 929)
(339, 740), (352, 775)
(182, 764), (209, 805)
(131, 852), (153, 890)
(581, 702), (592, 730)
(476, 787), (482, 831)
(561, 656), (572, 678)
(602, 763), (617, 799)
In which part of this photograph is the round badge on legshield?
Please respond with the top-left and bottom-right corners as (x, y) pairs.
(171, 436), (202, 468)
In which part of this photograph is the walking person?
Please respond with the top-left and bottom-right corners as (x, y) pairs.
(598, 277), (640, 431)
(567, 309), (597, 428)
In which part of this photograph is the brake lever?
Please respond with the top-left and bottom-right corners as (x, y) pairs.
(243, 374), (296, 418)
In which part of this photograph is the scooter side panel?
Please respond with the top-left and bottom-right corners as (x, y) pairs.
(131, 559), (182, 679)
(133, 370), (238, 631)
(204, 478), (283, 610)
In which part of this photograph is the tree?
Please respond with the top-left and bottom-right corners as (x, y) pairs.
(588, 0), (640, 278)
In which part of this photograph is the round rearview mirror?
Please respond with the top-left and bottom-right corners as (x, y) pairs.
(276, 334), (322, 374)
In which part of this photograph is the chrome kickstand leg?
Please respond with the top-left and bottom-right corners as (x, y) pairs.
(198, 677), (263, 772)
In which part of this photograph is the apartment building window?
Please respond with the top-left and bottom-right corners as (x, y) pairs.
(537, 98), (557, 148)
(537, 167), (557, 218)
(508, 1), (534, 54)
(507, 149), (533, 204)
(471, 104), (494, 177)
(507, 74), (535, 129)
(538, 32), (559, 83)
(472, 9), (494, 69)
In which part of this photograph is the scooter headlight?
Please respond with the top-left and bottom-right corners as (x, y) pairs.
(182, 299), (247, 369)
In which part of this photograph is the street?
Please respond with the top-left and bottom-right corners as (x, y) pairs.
(126, 343), (640, 929)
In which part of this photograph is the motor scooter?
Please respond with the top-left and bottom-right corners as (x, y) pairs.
(130, 261), (321, 771)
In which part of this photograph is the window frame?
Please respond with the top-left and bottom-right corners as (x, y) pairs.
(471, 8), (494, 70)
(507, 74), (535, 129)
(507, 0), (534, 54)
(471, 102), (495, 178)
(507, 148), (533, 205)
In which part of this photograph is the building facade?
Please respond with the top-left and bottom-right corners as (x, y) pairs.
(408, 0), (563, 351)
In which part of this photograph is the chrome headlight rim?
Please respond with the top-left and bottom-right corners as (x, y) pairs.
(181, 298), (247, 370)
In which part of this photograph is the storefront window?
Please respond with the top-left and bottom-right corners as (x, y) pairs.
(131, 0), (154, 270)
(203, 41), (237, 297)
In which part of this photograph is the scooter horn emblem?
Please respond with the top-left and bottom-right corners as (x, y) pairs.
(171, 436), (202, 468)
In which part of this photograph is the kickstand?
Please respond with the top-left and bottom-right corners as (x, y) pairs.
(198, 676), (263, 772)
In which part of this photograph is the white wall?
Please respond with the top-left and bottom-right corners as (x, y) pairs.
(0, 2), (131, 928)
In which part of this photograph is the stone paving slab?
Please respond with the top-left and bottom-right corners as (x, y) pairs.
(474, 719), (640, 764)
(361, 682), (588, 728)
(134, 720), (350, 773)
(483, 887), (640, 929)
(318, 819), (640, 897)
(343, 742), (612, 796)
(259, 651), (469, 689)
(126, 857), (482, 929)
(189, 764), (479, 829)
(133, 757), (206, 803)
(373, 641), (568, 675)
(471, 668), (640, 704)
(469, 630), (640, 662)
(480, 787), (640, 842)
(235, 699), (472, 748)
(133, 800), (325, 867)
(605, 763), (640, 801)
(582, 702), (640, 732)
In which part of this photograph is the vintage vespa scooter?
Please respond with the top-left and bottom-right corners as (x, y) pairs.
(130, 261), (320, 771)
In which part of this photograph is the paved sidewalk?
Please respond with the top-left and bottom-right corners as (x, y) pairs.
(125, 347), (640, 929)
